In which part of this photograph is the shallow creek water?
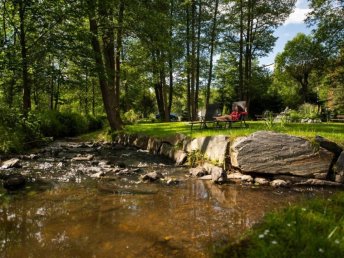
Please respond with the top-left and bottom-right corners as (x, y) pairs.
(0, 140), (336, 258)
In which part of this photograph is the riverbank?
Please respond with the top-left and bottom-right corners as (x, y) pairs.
(215, 191), (344, 257)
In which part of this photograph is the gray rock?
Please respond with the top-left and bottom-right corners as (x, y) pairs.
(1, 158), (21, 169)
(185, 135), (230, 165)
(315, 136), (343, 156)
(227, 172), (244, 180)
(202, 163), (227, 184)
(159, 143), (174, 158)
(141, 171), (164, 182)
(231, 131), (333, 177)
(211, 167), (227, 184)
(189, 166), (207, 177)
(165, 178), (180, 185)
(90, 171), (105, 178)
(133, 135), (149, 150)
(296, 179), (343, 187)
(270, 179), (288, 187)
(334, 151), (344, 173)
(72, 154), (94, 162)
(173, 150), (188, 165)
(147, 138), (162, 154)
(255, 177), (270, 186)
(198, 175), (212, 180)
(241, 175), (253, 184)
(3, 173), (26, 190)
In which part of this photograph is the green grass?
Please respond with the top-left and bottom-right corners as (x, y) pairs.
(78, 128), (112, 142)
(215, 192), (344, 258)
(124, 121), (344, 146)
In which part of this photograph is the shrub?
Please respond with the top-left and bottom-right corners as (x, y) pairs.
(0, 107), (42, 153)
(122, 109), (141, 124)
(298, 103), (320, 120)
(85, 115), (104, 131)
(36, 110), (91, 138)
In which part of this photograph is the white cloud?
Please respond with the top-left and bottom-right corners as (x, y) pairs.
(284, 7), (311, 25)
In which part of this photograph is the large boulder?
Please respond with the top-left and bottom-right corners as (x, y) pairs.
(315, 136), (343, 157)
(2, 173), (26, 191)
(230, 131), (333, 177)
(185, 135), (230, 165)
(133, 135), (149, 150)
(334, 151), (344, 183)
(147, 137), (162, 154)
(159, 143), (188, 165)
(1, 158), (21, 169)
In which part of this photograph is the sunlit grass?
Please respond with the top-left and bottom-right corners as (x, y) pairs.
(124, 121), (344, 146)
(215, 192), (344, 258)
(78, 128), (112, 142)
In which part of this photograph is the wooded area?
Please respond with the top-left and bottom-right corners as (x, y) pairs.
(0, 0), (343, 133)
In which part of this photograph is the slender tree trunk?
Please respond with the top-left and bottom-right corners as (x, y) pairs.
(92, 78), (95, 115)
(161, 60), (169, 122)
(168, 0), (174, 114)
(88, 1), (122, 130)
(85, 68), (88, 114)
(206, 0), (219, 109)
(238, 0), (244, 100)
(55, 75), (60, 110)
(244, 0), (252, 102)
(186, 5), (191, 120)
(50, 72), (54, 110)
(195, 0), (202, 117)
(114, 0), (125, 124)
(19, 0), (31, 115)
(191, 0), (196, 120)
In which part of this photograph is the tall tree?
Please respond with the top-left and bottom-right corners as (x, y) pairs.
(87, 0), (123, 130)
(275, 33), (325, 103)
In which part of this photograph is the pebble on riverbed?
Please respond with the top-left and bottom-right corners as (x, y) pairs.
(141, 171), (164, 182)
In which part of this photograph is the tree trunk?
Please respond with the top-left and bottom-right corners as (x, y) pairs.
(186, 5), (191, 120)
(195, 0), (202, 117)
(244, 0), (252, 102)
(88, 1), (122, 130)
(168, 0), (174, 114)
(238, 0), (244, 100)
(114, 0), (124, 125)
(190, 0), (196, 120)
(19, 0), (31, 115)
(206, 0), (219, 109)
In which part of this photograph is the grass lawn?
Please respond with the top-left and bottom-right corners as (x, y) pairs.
(215, 191), (344, 258)
(124, 121), (344, 146)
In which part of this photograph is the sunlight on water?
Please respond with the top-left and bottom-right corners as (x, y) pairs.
(0, 141), (333, 257)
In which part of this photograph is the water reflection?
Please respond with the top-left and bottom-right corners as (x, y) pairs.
(0, 143), (334, 258)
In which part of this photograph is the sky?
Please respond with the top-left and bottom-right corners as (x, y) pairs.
(259, 0), (313, 68)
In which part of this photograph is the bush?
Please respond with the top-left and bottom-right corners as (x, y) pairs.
(0, 107), (42, 153)
(122, 109), (141, 124)
(85, 115), (104, 131)
(298, 103), (320, 120)
(36, 111), (104, 138)
(36, 111), (90, 138)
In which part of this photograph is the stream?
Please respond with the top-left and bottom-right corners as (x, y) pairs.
(0, 140), (336, 258)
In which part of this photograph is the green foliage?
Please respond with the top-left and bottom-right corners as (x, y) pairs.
(262, 111), (275, 130)
(298, 103), (320, 120)
(215, 192), (344, 257)
(0, 107), (42, 153)
(274, 33), (325, 104)
(187, 150), (205, 167)
(122, 109), (141, 124)
(36, 111), (92, 138)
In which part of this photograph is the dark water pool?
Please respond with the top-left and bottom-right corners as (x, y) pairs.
(0, 141), (335, 258)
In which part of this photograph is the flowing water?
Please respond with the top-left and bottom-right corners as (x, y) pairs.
(0, 140), (336, 258)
